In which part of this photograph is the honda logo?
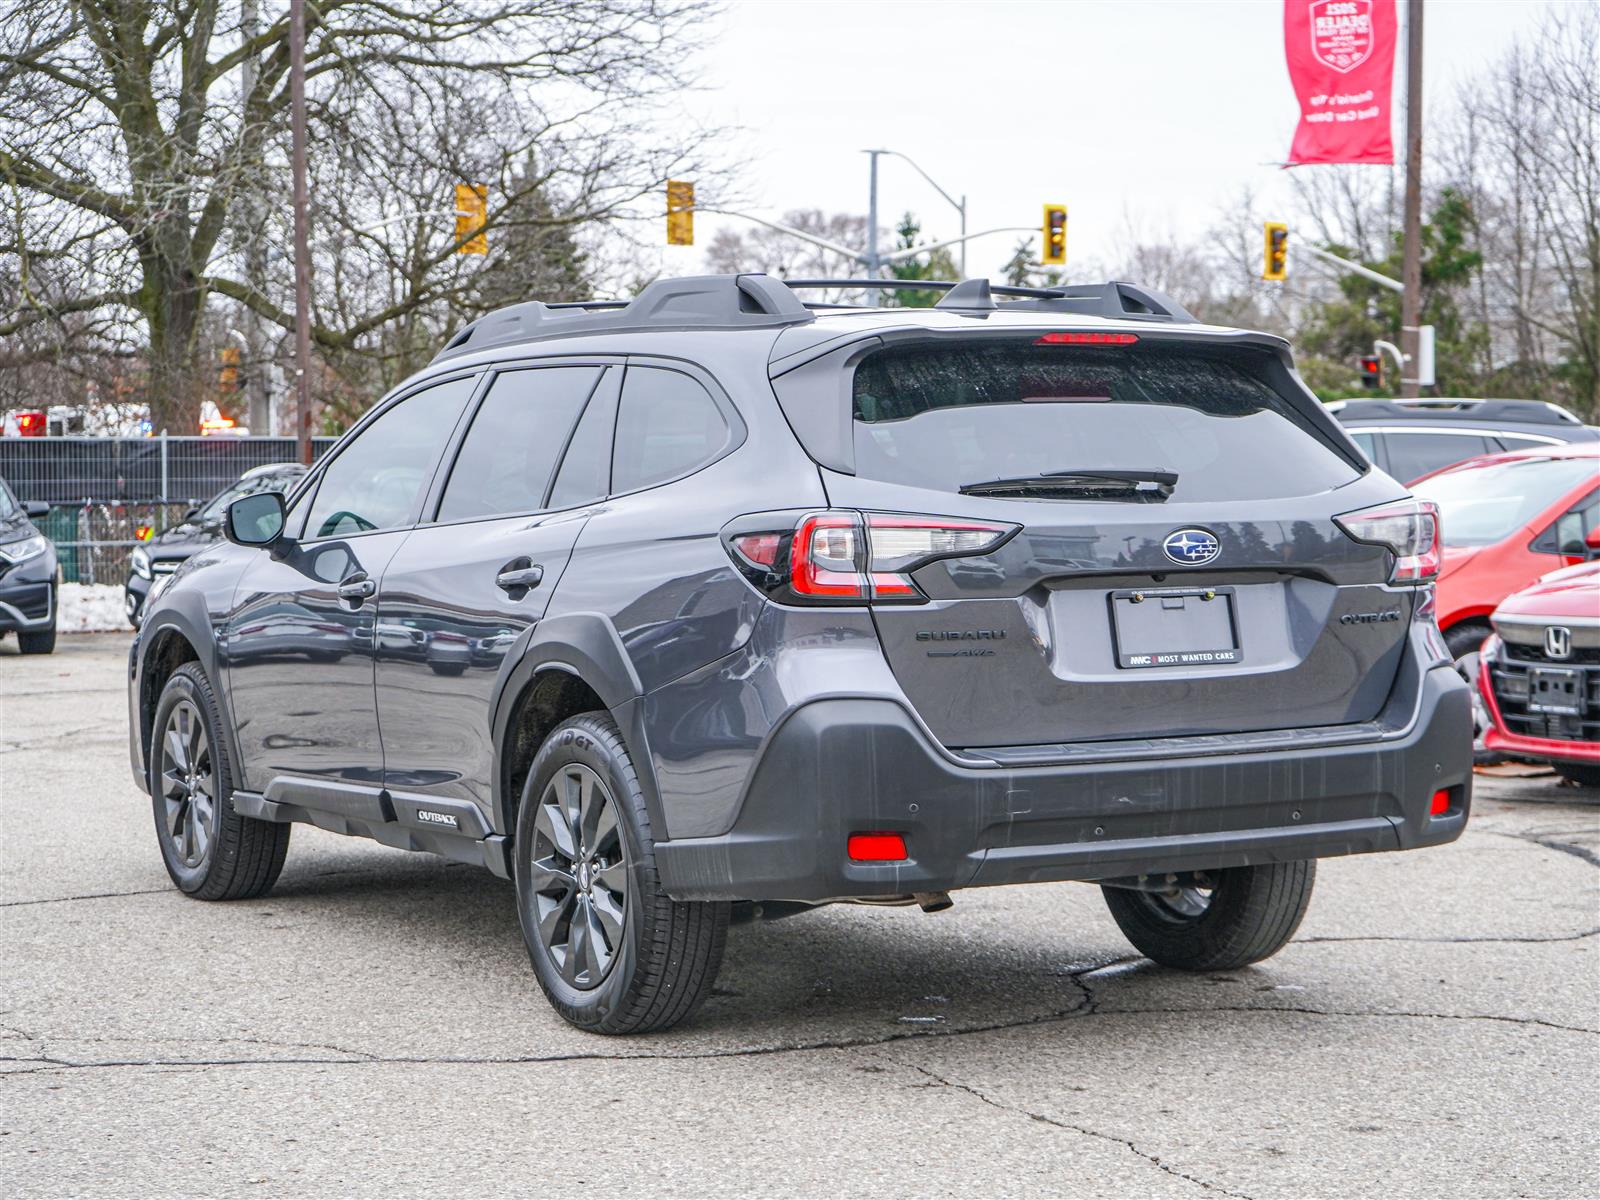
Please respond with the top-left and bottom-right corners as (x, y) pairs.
(1544, 625), (1573, 660)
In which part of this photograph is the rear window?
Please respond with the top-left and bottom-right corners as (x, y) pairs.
(850, 341), (1361, 501)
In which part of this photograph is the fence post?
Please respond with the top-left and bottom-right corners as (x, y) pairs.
(159, 430), (169, 504)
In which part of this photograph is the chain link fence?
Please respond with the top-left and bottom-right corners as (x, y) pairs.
(0, 436), (335, 583)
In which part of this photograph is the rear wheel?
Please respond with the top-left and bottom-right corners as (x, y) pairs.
(150, 663), (291, 899)
(514, 712), (728, 1034)
(1555, 764), (1600, 789)
(1102, 861), (1315, 971)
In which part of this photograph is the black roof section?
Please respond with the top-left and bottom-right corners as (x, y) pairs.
(433, 274), (1198, 362)
(1329, 398), (1584, 427)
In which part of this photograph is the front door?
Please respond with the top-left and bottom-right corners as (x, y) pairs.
(222, 374), (479, 808)
(375, 364), (613, 830)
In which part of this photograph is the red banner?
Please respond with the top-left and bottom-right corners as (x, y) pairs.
(1283, 0), (1397, 165)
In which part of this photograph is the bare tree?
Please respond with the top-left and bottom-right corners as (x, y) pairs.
(0, 0), (714, 431)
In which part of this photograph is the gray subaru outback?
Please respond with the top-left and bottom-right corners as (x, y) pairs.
(127, 274), (1472, 1033)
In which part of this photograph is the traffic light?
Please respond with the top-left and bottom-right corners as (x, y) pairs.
(219, 345), (240, 393)
(1359, 354), (1383, 389)
(666, 180), (694, 246)
(1263, 222), (1288, 281)
(1042, 204), (1067, 265)
(455, 184), (488, 254)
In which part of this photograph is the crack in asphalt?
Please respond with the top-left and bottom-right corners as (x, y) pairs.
(904, 1062), (1255, 1199)
(1474, 826), (1600, 870)
(1091, 1006), (1598, 1035)
(0, 723), (119, 755)
(1298, 927), (1600, 946)
(0, 888), (174, 909)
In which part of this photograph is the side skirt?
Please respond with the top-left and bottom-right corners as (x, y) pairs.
(231, 789), (512, 878)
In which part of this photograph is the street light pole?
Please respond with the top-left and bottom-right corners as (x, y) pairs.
(880, 150), (969, 278)
(289, 0), (313, 465)
(864, 149), (884, 306)
(1399, 0), (1425, 398)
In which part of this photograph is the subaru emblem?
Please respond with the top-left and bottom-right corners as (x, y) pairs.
(1162, 528), (1221, 566)
(1544, 625), (1573, 660)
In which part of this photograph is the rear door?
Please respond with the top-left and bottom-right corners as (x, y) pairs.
(777, 334), (1412, 751)
(374, 363), (614, 828)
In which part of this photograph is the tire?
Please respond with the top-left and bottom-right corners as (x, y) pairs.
(1555, 764), (1600, 789)
(17, 624), (55, 655)
(1102, 860), (1316, 972)
(150, 662), (291, 900)
(514, 711), (729, 1035)
(1445, 621), (1497, 764)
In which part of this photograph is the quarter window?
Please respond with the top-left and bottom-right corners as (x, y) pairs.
(305, 376), (475, 538)
(437, 367), (602, 522)
(611, 368), (730, 494)
(1383, 432), (1493, 484)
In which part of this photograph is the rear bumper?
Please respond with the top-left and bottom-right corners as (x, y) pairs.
(654, 662), (1473, 903)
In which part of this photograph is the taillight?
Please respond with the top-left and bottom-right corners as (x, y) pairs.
(1335, 498), (1441, 584)
(725, 510), (1017, 604)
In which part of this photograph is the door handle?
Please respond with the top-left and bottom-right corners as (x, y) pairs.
(495, 561), (544, 594)
(338, 575), (377, 602)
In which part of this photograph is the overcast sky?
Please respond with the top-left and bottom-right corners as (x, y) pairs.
(665, 0), (1575, 279)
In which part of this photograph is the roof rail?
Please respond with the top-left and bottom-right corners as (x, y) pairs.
(780, 278), (1196, 322)
(433, 273), (813, 362)
(1330, 397), (1582, 426)
(433, 272), (1202, 363)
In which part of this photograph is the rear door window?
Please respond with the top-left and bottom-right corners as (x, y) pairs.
(612, 367), (730, 493)
(436, 366), (602, 522)
(1383, 432), (1493, 483)
(849, 341), (1360, 502)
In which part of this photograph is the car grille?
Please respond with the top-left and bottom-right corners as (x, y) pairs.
(1498, 641), (1600, 666)
(1489, 650), (1600, 743)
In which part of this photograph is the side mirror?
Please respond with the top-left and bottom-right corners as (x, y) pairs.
(23, 500), (49, 519)
(225, 491), (286, 547)
(1586, 526), (1600, 561)
(183, 506), (200, 521)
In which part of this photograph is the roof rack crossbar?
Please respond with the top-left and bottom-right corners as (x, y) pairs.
(780, 278), (1197, 323)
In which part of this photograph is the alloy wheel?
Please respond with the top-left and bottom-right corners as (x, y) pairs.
(1145, 877), (1215, 921)
(159, 699), (216, 870)
(529, 764), (628, 990)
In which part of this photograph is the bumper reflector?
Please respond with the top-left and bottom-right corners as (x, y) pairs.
(1429, 788), (1451, 816)
(847, 832), (908, 862)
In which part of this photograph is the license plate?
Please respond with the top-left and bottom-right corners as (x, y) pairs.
(1528, 666), (1585, 716)
(1110, 586), (1241, 669)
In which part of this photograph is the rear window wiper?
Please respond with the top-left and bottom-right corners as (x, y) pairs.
(959, 468), (1178, 500)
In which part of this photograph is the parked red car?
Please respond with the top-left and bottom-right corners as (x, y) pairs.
(1409, 443), (1599, 748)
(1478, 561), (1600, 787)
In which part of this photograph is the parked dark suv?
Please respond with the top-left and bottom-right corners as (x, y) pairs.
(127, 275), (1473, 1033)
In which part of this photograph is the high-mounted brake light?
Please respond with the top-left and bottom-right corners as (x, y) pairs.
(1034, 332), (1140, 346)
(1334, 498), (1441, 584)
(726, 510), (1018, 604)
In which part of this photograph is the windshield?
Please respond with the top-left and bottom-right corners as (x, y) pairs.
(850, 341), (1362, 501)
(1412, 456), (1597, 547)
(200, 470), (299, 519)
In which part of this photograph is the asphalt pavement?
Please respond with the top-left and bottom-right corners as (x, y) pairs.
(3, 634), (1598, 1199)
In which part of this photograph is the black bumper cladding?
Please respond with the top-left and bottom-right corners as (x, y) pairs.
(654, 664), (1473, 903)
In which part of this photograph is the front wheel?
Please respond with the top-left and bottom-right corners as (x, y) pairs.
(1102, 860), (1315, 972)
(514, 712), (729, 1035)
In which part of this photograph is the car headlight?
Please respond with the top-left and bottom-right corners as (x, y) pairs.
(130, 546), (152, 579)
(0, 535), (48, 564)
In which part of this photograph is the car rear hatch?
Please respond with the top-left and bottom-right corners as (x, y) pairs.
(767, 328), (1420, 751)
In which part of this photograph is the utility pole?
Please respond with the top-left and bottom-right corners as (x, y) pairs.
(289, 0), (312, 464)
(239, 0), (271, 435)
(1399, 0), (1425, 398)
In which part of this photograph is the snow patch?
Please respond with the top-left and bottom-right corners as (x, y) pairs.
(58, 583), (131, 633)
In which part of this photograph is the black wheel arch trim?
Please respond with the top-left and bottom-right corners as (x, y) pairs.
(489, 611), (663, 842)
(133, 599), (244, 796)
